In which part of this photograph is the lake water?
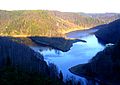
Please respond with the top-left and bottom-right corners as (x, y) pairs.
(30, 30), (104, 85)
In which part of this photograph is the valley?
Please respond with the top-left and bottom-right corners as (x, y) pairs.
(0, 10), (120, 85)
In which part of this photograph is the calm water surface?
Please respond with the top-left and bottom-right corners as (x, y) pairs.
(31, 30), (104, 85)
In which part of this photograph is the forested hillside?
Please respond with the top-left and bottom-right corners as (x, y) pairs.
(0, 10), (111, 36)
(50, 11), (103, 28)
(95, 19), (120, 44)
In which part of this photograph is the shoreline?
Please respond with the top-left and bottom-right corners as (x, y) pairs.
(69, 65), (111, 85)
(29, 36), (86, 52)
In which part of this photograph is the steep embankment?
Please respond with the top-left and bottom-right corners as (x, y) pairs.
(0, 37), (48, 74)
(95, 19), (120, 44)
(69, 41), (120, 85)
(0, 37), (68, 85)
(69, 18), (120, 85)
(0, 10), (105, 36)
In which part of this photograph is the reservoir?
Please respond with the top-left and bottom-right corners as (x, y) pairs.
(31, 29), (104, 85)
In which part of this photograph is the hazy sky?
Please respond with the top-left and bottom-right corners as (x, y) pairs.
(0, 0), (120, 13)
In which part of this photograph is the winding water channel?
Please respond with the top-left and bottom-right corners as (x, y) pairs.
(31, 30), (105, 85)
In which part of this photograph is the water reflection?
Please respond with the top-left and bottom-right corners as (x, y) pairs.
(30, 34), (104, 85)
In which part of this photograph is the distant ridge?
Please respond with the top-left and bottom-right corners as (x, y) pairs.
(0, 10), (119, 36)
(86, 13), (120, 23)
